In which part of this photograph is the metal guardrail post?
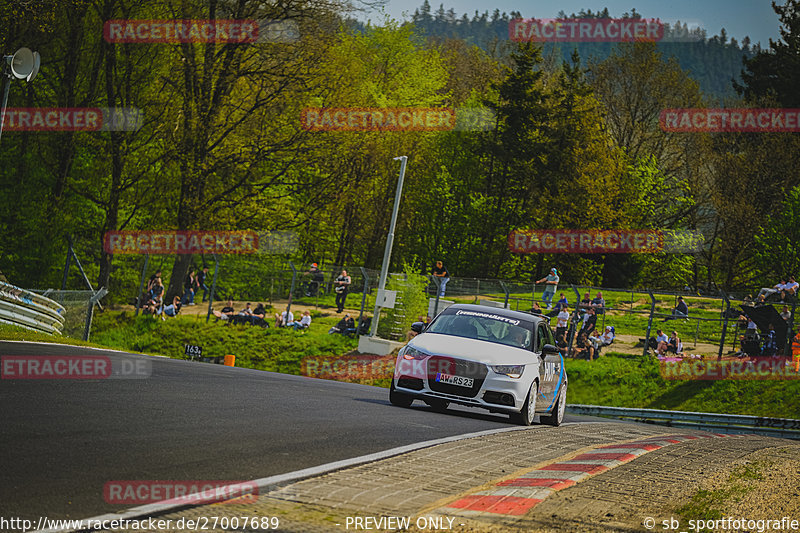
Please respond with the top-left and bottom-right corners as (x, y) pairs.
(567, 284), (582, 354)
(718, 290), (730, 361)
(134, 254), (149, 317)
(83, 287), (108, 341)
(205, 254), (219, 323)
(499, 280), (509, 309)
(432, 275), (442, 317)
(643, 288), (656, 357)
(61, 244), (71, 291)
(286, 261), (296, 318)
(358, 267), (369, 332)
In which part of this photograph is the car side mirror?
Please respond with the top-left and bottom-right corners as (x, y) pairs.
(410, 321), (425, 333)
(542, 343), (559, 355)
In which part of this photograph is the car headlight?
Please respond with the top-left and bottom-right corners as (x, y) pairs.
(402, 346), (429, 360)
(491, 365), (525, 378)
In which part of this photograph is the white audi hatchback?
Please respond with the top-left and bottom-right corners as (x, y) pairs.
(389, 303), (567, 426)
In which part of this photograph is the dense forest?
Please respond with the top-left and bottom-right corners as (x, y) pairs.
(397, 2), (760, 99)
(0, 0), (799, 301)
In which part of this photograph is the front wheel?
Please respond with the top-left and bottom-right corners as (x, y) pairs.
(389, 381), (414, 408)
(512, 381), (538, 426)
(541, 381), (567, 427)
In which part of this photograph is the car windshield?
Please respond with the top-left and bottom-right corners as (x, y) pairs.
(425, 309), (535, 350)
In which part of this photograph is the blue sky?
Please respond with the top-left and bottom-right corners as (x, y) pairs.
(361, 0), (783, 48)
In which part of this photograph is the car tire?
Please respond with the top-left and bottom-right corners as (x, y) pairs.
(541, 381), (567, 427)
(424, 398), (449, 412)
(512, 381), (538, 426)
(389, 381), (413, 408)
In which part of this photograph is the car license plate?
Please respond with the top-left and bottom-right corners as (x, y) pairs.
(436, 373), (473, 387)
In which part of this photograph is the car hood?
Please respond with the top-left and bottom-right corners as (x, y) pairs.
(410, 333), (539, 366)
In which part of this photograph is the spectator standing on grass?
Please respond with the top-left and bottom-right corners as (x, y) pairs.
(666, 296), (689, 320)
(555, 304), (569, 340)
(305, 263), (324, 297)
(781, 306), (792, 322)
(197, 266), (210, 303)
(275, 309), (294, 328)
(182, 268), (197, 305)
(536, 267), (559, 310)
(334, 269), (351, 313)
(432, 261), (450, 297)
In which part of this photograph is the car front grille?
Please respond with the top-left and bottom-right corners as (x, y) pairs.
(427, 356), (487, 398)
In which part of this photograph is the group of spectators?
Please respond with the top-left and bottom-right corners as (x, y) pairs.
(756, 276), (798, 304)
(530, 285), (614, 360)
(140, 270), (182, 321)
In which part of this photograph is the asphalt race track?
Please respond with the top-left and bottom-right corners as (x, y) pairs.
(0, 341), (588, 522)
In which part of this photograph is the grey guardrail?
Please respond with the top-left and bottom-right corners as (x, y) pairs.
(0, 281), (65, 335)
(567, 404), (800, 440)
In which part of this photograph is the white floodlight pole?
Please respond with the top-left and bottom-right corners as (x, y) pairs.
(0, 48), (40, 143)
(370, 155), (408, 337)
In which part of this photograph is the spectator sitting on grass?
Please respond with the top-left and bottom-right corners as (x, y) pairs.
(239, 303), (254, 316)
(762, 323), (778, 357)
(160, 296), (181, 321)
(530, 301), (543, 315)
(757, 278), (788, 304)
(579, 307), (597, 338)
(667, 331), (683, 355)
(329, 314), (355, 335)
(572, 332), (592, 360)
(547, 293), (569, 317)
(591, 292), (605, 315)
(665, 296), (689, 321)
(653, 329), (669, 356)
(212, 299), (236, 321)
(287, 310), (312, 330)
(782, 276), (798, 301)
(275, 309), (294, 328)
(589, 325), (615, 354)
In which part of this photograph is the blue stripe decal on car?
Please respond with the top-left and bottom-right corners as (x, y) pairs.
(545, 354), (565, 412)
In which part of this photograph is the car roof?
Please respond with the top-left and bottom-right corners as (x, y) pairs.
(440, 303), (546, 324)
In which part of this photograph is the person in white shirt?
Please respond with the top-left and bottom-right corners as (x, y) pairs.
(555, 305), (570, 340)
(757, 278), (788, 303)
(288, 310), (312, 330)
(655, 329), (670, 355)
(589, 325), (615, 353)
(275, 309), (294, 328)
